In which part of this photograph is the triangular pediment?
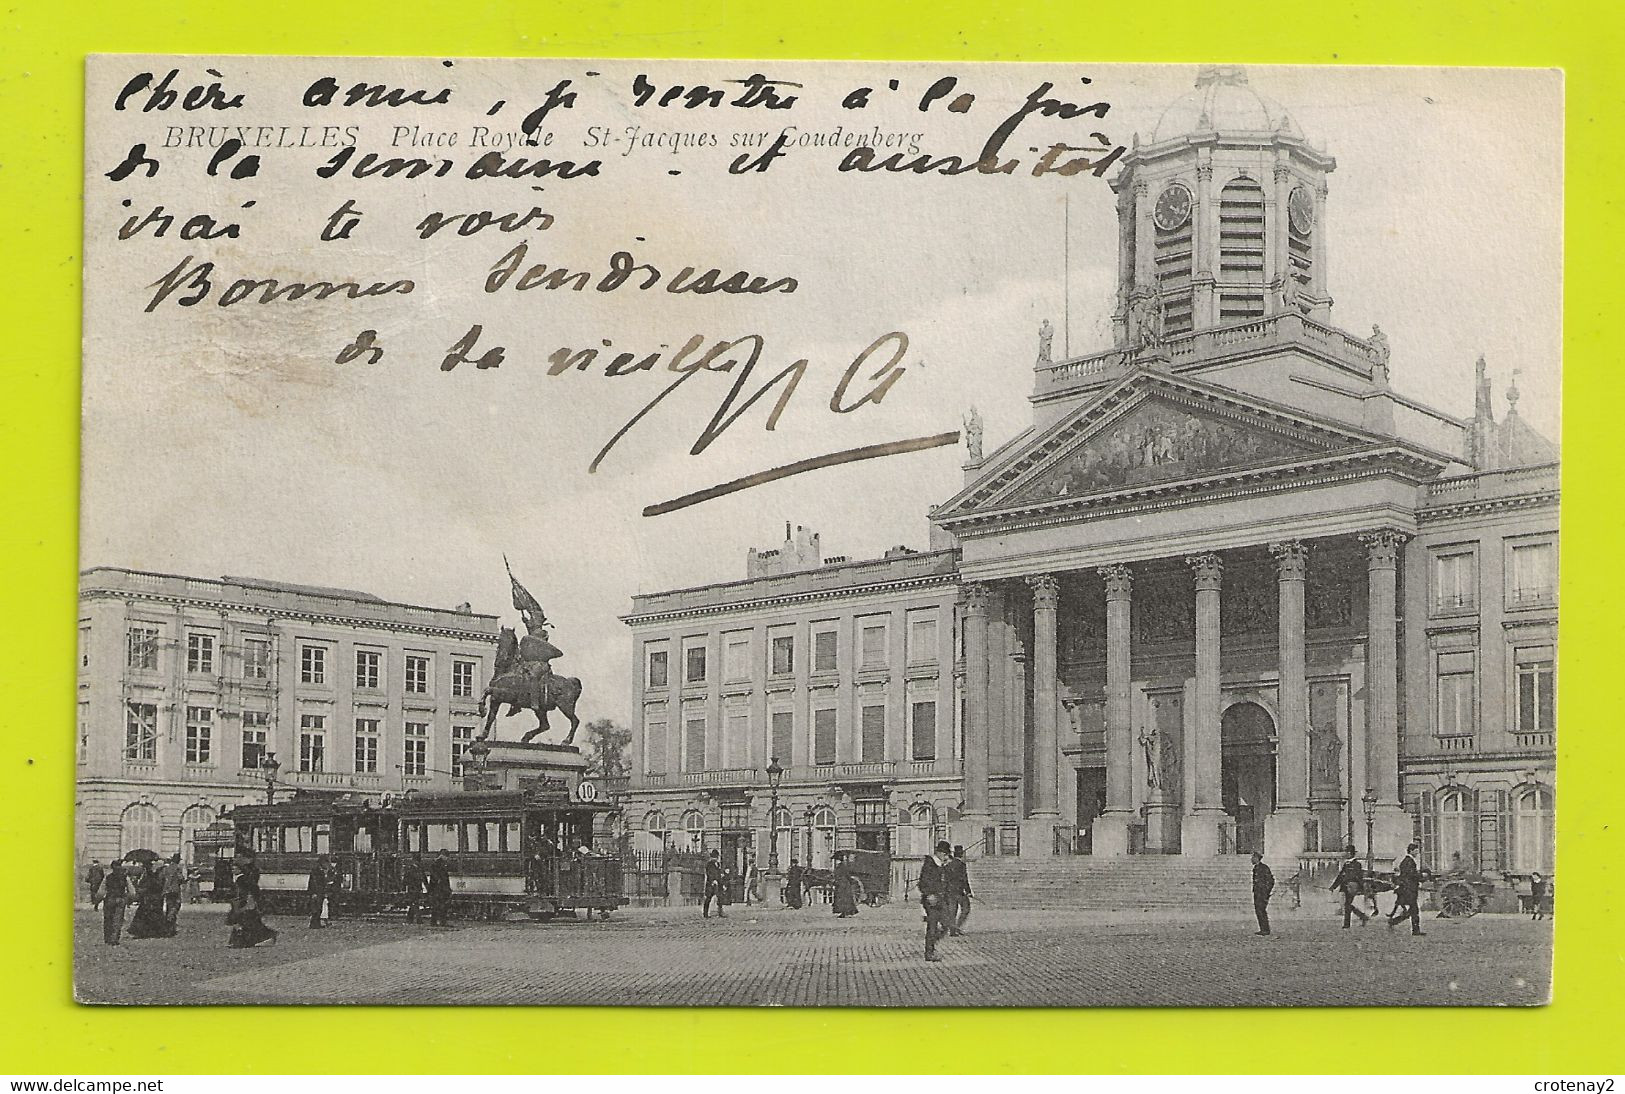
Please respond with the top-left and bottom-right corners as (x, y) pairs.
(940, 369), (1412, 520)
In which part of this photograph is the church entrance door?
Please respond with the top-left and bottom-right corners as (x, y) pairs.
(1221, 702), (1277, 855)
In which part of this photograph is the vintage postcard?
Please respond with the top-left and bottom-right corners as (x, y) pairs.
(76, 57), (1560, 1006)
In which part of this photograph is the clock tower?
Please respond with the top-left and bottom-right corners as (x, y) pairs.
(1111, 66), (1336, 347)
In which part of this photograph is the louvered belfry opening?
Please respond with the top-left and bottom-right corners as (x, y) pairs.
(1154, 196), (1194, 336)
(1218, 174), (1266, 321)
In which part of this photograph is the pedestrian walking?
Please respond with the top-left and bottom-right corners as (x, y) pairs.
(701, 850), (727, 918)
(1530, 872), (1550, 920)
(945, 845), (973, 935)
(307, 855), (332, 928)
(161, 854), (185, 930)
(831, 858), (859, 918)
(1331, 844), (1369, 928)
(918, 840), (954, 962)
(784, 859), (804, 909)
(1251, 851), (1274, 936)
(127, 860), (175, 939)
(85, 859), (105, 910)
(402, 853), (427, 923)
(227, 850), (277, 948)
(1386, 841), (1425, 936)
(428, 852), (452, 926)
(101, 861), (134, 946)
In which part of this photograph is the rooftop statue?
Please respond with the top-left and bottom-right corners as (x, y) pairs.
(477, 558), (584, 745)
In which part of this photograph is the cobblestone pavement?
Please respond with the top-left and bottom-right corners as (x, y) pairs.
(74, 903), (1552, 1007)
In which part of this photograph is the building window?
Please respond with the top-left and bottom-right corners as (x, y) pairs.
(814, 708), (836, 766)
(1513, 786), (1554, 874)
(119, 802), (161, 858)
(1432, 549), (1477, 613)
(682, 809), (704, 850)
(124, 702), (157, 761)
(451, 724), (474, 777)
(405, 654), (431, 695)
(684, 642), (707, 685)
(241, 711), (269, 769)
(726, 713), (750, 768)
(644, 718), (667, 776)
(186, 632), (215, 675)
(298, 714), (326, 772)
(813, 628), (838, 673)
(1509, 540), (1556, 607)
(855, 800), (888, 827)
(184, 706), (213, 765)
(403, 721), (429, 776)
(1218, 174), (1266, 318)
(646, 646), (670, 689)
(452, 660), (476, 698)
(906, 612), (938, 663)
(723, 632), (750, 681)
(770, 634), (795, 677)
(720, 803), (749, 829)
(683, 716), (706, 773)
(242, 637), (270, 680)
(1435, 651), (1476, 738)
(860, 620), (887, 668)
(861, 705), (885, 762)
(771, 711), (793, 767)
(355, 649), (381, 690)
(910, 700), (937, 761)
(1515, 648), (1556, 737)
(79, 625), (90, 670)
(1435, 788), (1474, 874)
(300, 644), (326, 685)
(354, 717), (380, 774)
(127, 626), (159, 671)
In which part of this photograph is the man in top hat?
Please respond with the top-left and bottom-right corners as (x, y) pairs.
(1331, 844), (1369, 928)
(945, 845), (973, 936)
(918, 840), (955, 962)
(1387, 841), (1426, 937)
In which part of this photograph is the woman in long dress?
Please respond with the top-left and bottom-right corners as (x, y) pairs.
(126, 861), (175, 938)
(831, 859), (858, 918)
(227, 851), (278, 948)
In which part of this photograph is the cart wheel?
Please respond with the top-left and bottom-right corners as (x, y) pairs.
(851, 877), (867, 905)
(597, 908), (611, 921)
(1439, 881), (1477, 918)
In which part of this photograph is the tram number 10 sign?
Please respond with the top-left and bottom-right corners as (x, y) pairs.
(575, 780), (599, 803)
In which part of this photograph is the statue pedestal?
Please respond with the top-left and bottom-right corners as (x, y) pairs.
(466, 740), (588, 795)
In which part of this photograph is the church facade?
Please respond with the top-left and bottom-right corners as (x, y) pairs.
(620, 68), (1557, 887)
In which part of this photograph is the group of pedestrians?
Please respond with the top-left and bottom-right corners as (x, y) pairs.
(917, 842), (973, 961)
(400, 851), (453, 926)
(1247, 841), (1429, 938)
(88, 854), (185, 945)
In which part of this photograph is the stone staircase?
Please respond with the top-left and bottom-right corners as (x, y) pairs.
(968, 854), (1257, 911)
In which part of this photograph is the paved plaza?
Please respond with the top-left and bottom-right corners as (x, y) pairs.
(73, 901), (1552, 1007)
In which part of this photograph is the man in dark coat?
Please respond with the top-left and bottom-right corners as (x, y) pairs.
(945, 845), (973, 936)
(427, 853), (452, 926)
(307, 855), (332, 928)
(918, 840), (954, 961)
(101, 861), (132, 945)
(402, 853), (427, 923)
(1387, 841), (1425, 936)
(1331, 844), (1369, 928)
(161, 854), (185, 929)
(784, 859), (804, 908)
(86, 859), (105, 910)
(701, 850), (726, 918)
(1251, 851), (1274, 936)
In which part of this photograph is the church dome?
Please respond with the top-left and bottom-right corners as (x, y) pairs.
(1149, 66), (1302, 143)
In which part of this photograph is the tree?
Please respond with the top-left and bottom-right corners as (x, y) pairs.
(580, 717), (631, 780)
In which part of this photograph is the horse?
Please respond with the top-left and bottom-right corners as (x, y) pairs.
(476, 627), (584, 745)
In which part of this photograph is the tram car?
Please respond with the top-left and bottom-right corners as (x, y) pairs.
(228, 785), (626, 921)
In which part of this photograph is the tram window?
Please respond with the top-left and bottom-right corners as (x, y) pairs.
(426, 822), (460, 852)
(284, 826), (307, 852)
(353, 827), (373, 853)
(471, 820), (497, 852)
(254, 825), (278, 853)
(501, 821), (520, 852)
(401, 823), (423, 853)
(314, 823), (331, 855)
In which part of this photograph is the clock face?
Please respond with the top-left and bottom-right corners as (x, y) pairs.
(1153, 184), (1193, 232)
(1289, 185), (1316, 235)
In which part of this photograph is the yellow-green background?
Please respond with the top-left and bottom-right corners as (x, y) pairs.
(2, 0), (1619, 1074)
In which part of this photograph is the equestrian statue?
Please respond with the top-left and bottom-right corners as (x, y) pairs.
(476, 558), (584, 745)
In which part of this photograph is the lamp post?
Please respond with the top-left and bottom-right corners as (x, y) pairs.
(766, 756), (784, 871)
(1361, 787), (1378, 872)
(261, 752), (281, 805)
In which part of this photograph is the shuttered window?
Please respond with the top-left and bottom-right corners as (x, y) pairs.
(771, 711), (793, 767)
(861, 705), (885, 762)
(1218, 175), (1265, 319)
(683, 716), (705, 773)
(813, 708), (836, 766)
(910, 701), (937, 761)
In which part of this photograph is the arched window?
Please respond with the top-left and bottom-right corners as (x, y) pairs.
(1513, 786), (1554, 875)
(180, 803), (217, 866)
(1218, 175), (1266, 320)
(898, 803), (936, 858)
(810, 806), (837, 870)
(770, 806), (794, 867)
(682, 809), (704, 850)
(120, 802), (161, 858)
(1436, 788), (1474, 874)
(644, 809), (666, 833)
(636, 810), (669, 857)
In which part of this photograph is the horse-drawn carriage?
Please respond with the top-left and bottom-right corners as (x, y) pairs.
(1359, 868), (1495, 918)
(793, 849), (892, 906)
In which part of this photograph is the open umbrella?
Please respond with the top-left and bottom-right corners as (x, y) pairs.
(121, 848), (160, 865)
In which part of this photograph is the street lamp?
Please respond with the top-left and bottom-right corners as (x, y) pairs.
(261, 752), (281, 805)
(1361, 787), (1378, 871)
(766, 756), (784, 871)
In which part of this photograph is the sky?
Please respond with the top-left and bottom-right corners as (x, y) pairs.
(81, 61), (1563, 728)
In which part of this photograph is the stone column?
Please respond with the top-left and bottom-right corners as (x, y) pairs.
(1266, 541), (1311, 862)
(1193, 159), (1216, 328)
(1133, 180), (1155, 293)
(1093, 564), (1134, 857)
(1021, 575), (1061, 855)
(1271, 161), (1292, 310)
(955, 583), (992, 844)
(1184, 552), (1227, 855)
(1360, 529), (1410, 856)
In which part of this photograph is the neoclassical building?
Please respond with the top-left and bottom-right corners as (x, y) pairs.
(621, 67), (1557, 883)
(76, 567), (499, 866)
